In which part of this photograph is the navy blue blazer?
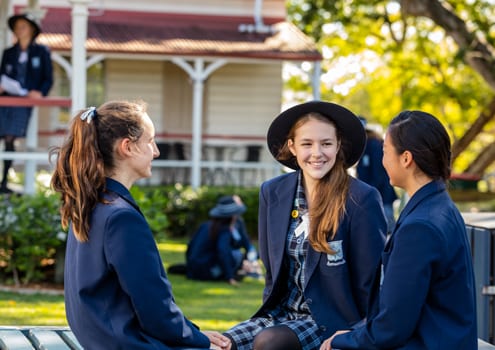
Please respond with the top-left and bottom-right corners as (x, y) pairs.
(332, 181), (478, 349)
(254, 171), (387, 340)
(0, 42), (53, 96)
(186, 221), (240, 281)
(357, 137), (398, 205)
(64, 178), (210, 350)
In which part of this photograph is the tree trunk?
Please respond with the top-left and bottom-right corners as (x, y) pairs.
(451, 97), (495, 161)
(465, 142), (495, 176)
(401, 0), (495, 174)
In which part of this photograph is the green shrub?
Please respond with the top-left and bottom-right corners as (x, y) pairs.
(0, 184), (260, 286)
(137, 184), (260, 240)
(130, 186), (170, 240)
(0, 191), (66, 286)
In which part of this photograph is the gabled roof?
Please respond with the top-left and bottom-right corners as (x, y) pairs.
(37, 7), (322, 61)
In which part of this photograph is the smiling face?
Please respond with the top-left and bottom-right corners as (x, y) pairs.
(288, 116), (340, 186)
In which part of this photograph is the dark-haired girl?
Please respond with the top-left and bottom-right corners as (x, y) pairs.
(322, 110), (477, 350)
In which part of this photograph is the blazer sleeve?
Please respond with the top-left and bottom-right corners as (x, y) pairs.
(104, 208), (210, 348)
(186, 222), (207, 261)
(237, 217), (255, 253)
(0, 49), (8, 76)
(34, 45), (53, 96)
(368, 140), (388, 191)
(216, 229), (237, 280)
(333, 221), (443, 349)
(258, 181), (273, 302)
(347, 184), (387, 317)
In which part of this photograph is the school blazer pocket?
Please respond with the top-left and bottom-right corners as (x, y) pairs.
(319, 240), (348, 276)
(326, 240), (346, 266)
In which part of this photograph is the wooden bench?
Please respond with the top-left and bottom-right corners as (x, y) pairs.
(0, 326), (494, 349)
(0, 326), (82, 350)
(480, 339), (495, 349)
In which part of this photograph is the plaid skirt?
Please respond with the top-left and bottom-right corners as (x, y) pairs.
(224, 311), (322, 350)
(0, 106), (32, 138)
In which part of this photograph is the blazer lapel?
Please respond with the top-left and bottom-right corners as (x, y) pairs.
(265, 172), (320, 290)
(267, 173), (298, 280)
(305, 244), (321, 289)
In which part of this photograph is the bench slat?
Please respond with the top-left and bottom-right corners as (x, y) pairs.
(1, 326), (492, 350)
(479, 339), (495, 349)
(27, 330), (70, 350)
(0, 329), (35, 350)
(58, 331), (83, 350)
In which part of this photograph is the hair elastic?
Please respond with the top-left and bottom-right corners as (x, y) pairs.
(80, 107), (97, 124)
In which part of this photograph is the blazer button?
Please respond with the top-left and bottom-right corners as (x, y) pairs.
(306, 298), (312, 304)
(320, 325), (327, 332)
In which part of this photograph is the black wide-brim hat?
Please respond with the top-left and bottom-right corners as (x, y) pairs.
(267, 101), (366, 170)
(8, 13), (41, 39)
(209, 195), (247, 218)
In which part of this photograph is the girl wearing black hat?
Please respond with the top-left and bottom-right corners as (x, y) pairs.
(0, 13), (53, 193)
(223, 101), (387, 350)
(186, 195), (255, 285)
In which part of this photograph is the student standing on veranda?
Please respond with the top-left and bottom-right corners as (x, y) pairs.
(0, 13), (53, 194)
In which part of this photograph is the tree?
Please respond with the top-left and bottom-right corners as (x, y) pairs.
(287, 0), (495, 176)
(401, 0), (495, 91)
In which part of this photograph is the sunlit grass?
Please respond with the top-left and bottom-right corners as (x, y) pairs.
(157, 241), (188, 254)
(0, 293), (67, 326)
(0, 238), (265, 332)
(157, 240), (188, 267)
(158, 239), (264, 331)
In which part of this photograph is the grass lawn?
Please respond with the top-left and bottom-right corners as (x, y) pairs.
(0, 238), (265, 332)
(2, 189), (491, 330)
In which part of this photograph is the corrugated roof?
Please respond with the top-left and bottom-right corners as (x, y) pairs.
(36, 7), (322, 61)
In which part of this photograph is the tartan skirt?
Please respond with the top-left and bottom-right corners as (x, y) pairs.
(224, 311), (322, 350)
(0, 106), (32, 138)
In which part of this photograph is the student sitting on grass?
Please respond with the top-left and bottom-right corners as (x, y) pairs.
(186, 195), (261, 285)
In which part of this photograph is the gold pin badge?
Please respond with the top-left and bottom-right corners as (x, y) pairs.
(291, 209), (299, 218)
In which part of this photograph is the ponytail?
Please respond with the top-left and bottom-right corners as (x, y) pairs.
(50, 100), (147, 242)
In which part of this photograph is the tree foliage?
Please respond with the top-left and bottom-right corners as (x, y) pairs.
(286, 0), (495, 176)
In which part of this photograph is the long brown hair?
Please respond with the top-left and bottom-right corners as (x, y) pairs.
(277, 112), (350, 254)
(50, 100), (147, 242)
(209, 217), (234, 241)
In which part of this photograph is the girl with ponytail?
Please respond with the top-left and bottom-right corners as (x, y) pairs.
(50, 100), (230, 350)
